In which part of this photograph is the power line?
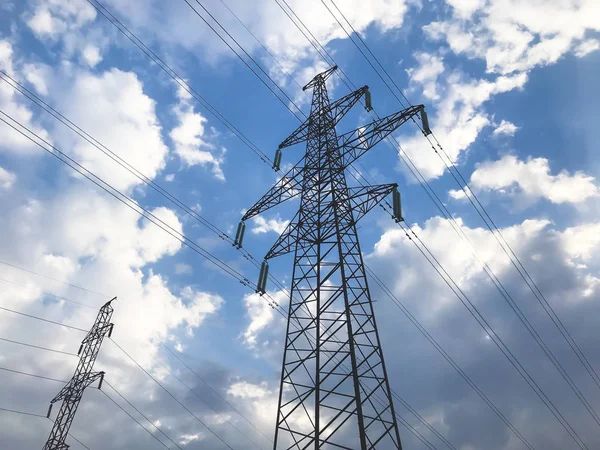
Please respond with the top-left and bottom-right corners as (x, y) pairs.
(148, 348), (264, 449)
(364, 265), (535, 449)
(86, 0), (273, 165)
(1, 405), (94, 450)
(5, 1), (568, 448)
(0, 260), (108, 299)
(0, 69), (280, 310)
(0, 305), (87, 332)
(2, 261), (274, 448)
(103, 380), (186, 450)
(108, 338), (236, 450)
(0, 277), (98, 310)
(0, 366), (67, 384)
(0, 110), (253, 289)
(0, 337), (78, 357)
(160, 342), (273, 444)
(182, 0), (305, 121)
(0, 406), (48, 418)
(1, 335), (237, 450)
(97, 389), (170, 450)
(216, 0), (306, 94)
(318, 0), (600, 431)
(1, 356), (185, 450)
(396, 220), (589, 449)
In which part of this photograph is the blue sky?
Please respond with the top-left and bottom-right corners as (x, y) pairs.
(1, 0), (599, 449)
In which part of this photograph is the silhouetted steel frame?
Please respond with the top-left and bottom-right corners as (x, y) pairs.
(43, 298), (115, 450)
(243, 67), (422, 449)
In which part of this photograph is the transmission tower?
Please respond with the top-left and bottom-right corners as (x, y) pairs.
(240, 66), (430, 449)
(43, 298), (115, 450)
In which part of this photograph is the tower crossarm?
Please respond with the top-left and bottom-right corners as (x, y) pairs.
(242, 158), (305, 221)
(279, 86), (369, 150)
(316, 183), (397, 243)
(265, 211), (301, 260)
(50, 372), (105, 404)
(343, 183), (397, 224)
(263, 184), (396, 261)
(338, 105), (423, 169)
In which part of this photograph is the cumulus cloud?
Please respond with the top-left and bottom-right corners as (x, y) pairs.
(0, 166), (16, 189)
(575, 39), (600, 57)
(493, 119), (518, 136)
(402, 53), (527, 179)
(101, 0), (410, 88)
(0, 40), (52, 154)
(47, 67), (170, 192)
(250, 215), (289, 234)
(468, 155), (599, 205)
(170, 88), (226, 181)
(24, 0), (106, 66)
(25, 0), (96, 37)
(241, 289), (287, 348)
(424, 0), (600, 75)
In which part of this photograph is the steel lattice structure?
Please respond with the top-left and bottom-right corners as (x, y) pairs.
(43, 298), (115, 450)
(241, 66), (429, 449)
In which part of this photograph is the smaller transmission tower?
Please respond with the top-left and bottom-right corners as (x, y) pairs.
(43, 298), (115, 450)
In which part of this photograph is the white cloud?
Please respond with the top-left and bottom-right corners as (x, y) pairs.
(82, 44), (102, 67)
(402, 54), (527, 179)
(0, 40), (52, 154)
(49, 67), (169, 192)
(164, 173), (175, 182)
(560, 222), (600, 262)
(179, 433), (204, 446)
(25, 0), (96, 39)
(424, 0), (600, 75)
(448, 188), (467, 200)
(575, 39), (600, 57)
(368, 216), (600, 324)
(0, 166), (15, 189)
(250, 215), (289, 234)
(228, 381), (269, 399)
(24, 0), (108, 70)
(241, 289), (287, 348)
(103, 0), (410, 86)
(170, 91), (226, 181)
(493, 119), (518, 136)
(469, 155), (599, 204)
(407, 52), (445, 100)
(23, 63), (50, 96)
(0, 182), (225, 371)
(228, 379), (278, 428)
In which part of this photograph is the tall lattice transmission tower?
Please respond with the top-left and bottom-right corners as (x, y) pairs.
(239, 66), (431, 449)
(43, 298), (115, 450)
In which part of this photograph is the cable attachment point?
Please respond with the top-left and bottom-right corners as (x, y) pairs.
(273, 149), (283, 171)
(420, 106), (432, 136)
(364, 87), (373, 112)
(256, 261), (269, 295)
(233, 221), (246, 249)
(392, 186), (403, 223)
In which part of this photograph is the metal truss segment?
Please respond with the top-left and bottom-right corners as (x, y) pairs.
(244, 67), (409, 450)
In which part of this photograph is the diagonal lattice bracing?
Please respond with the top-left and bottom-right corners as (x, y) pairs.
(243, 67), (426, 449)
